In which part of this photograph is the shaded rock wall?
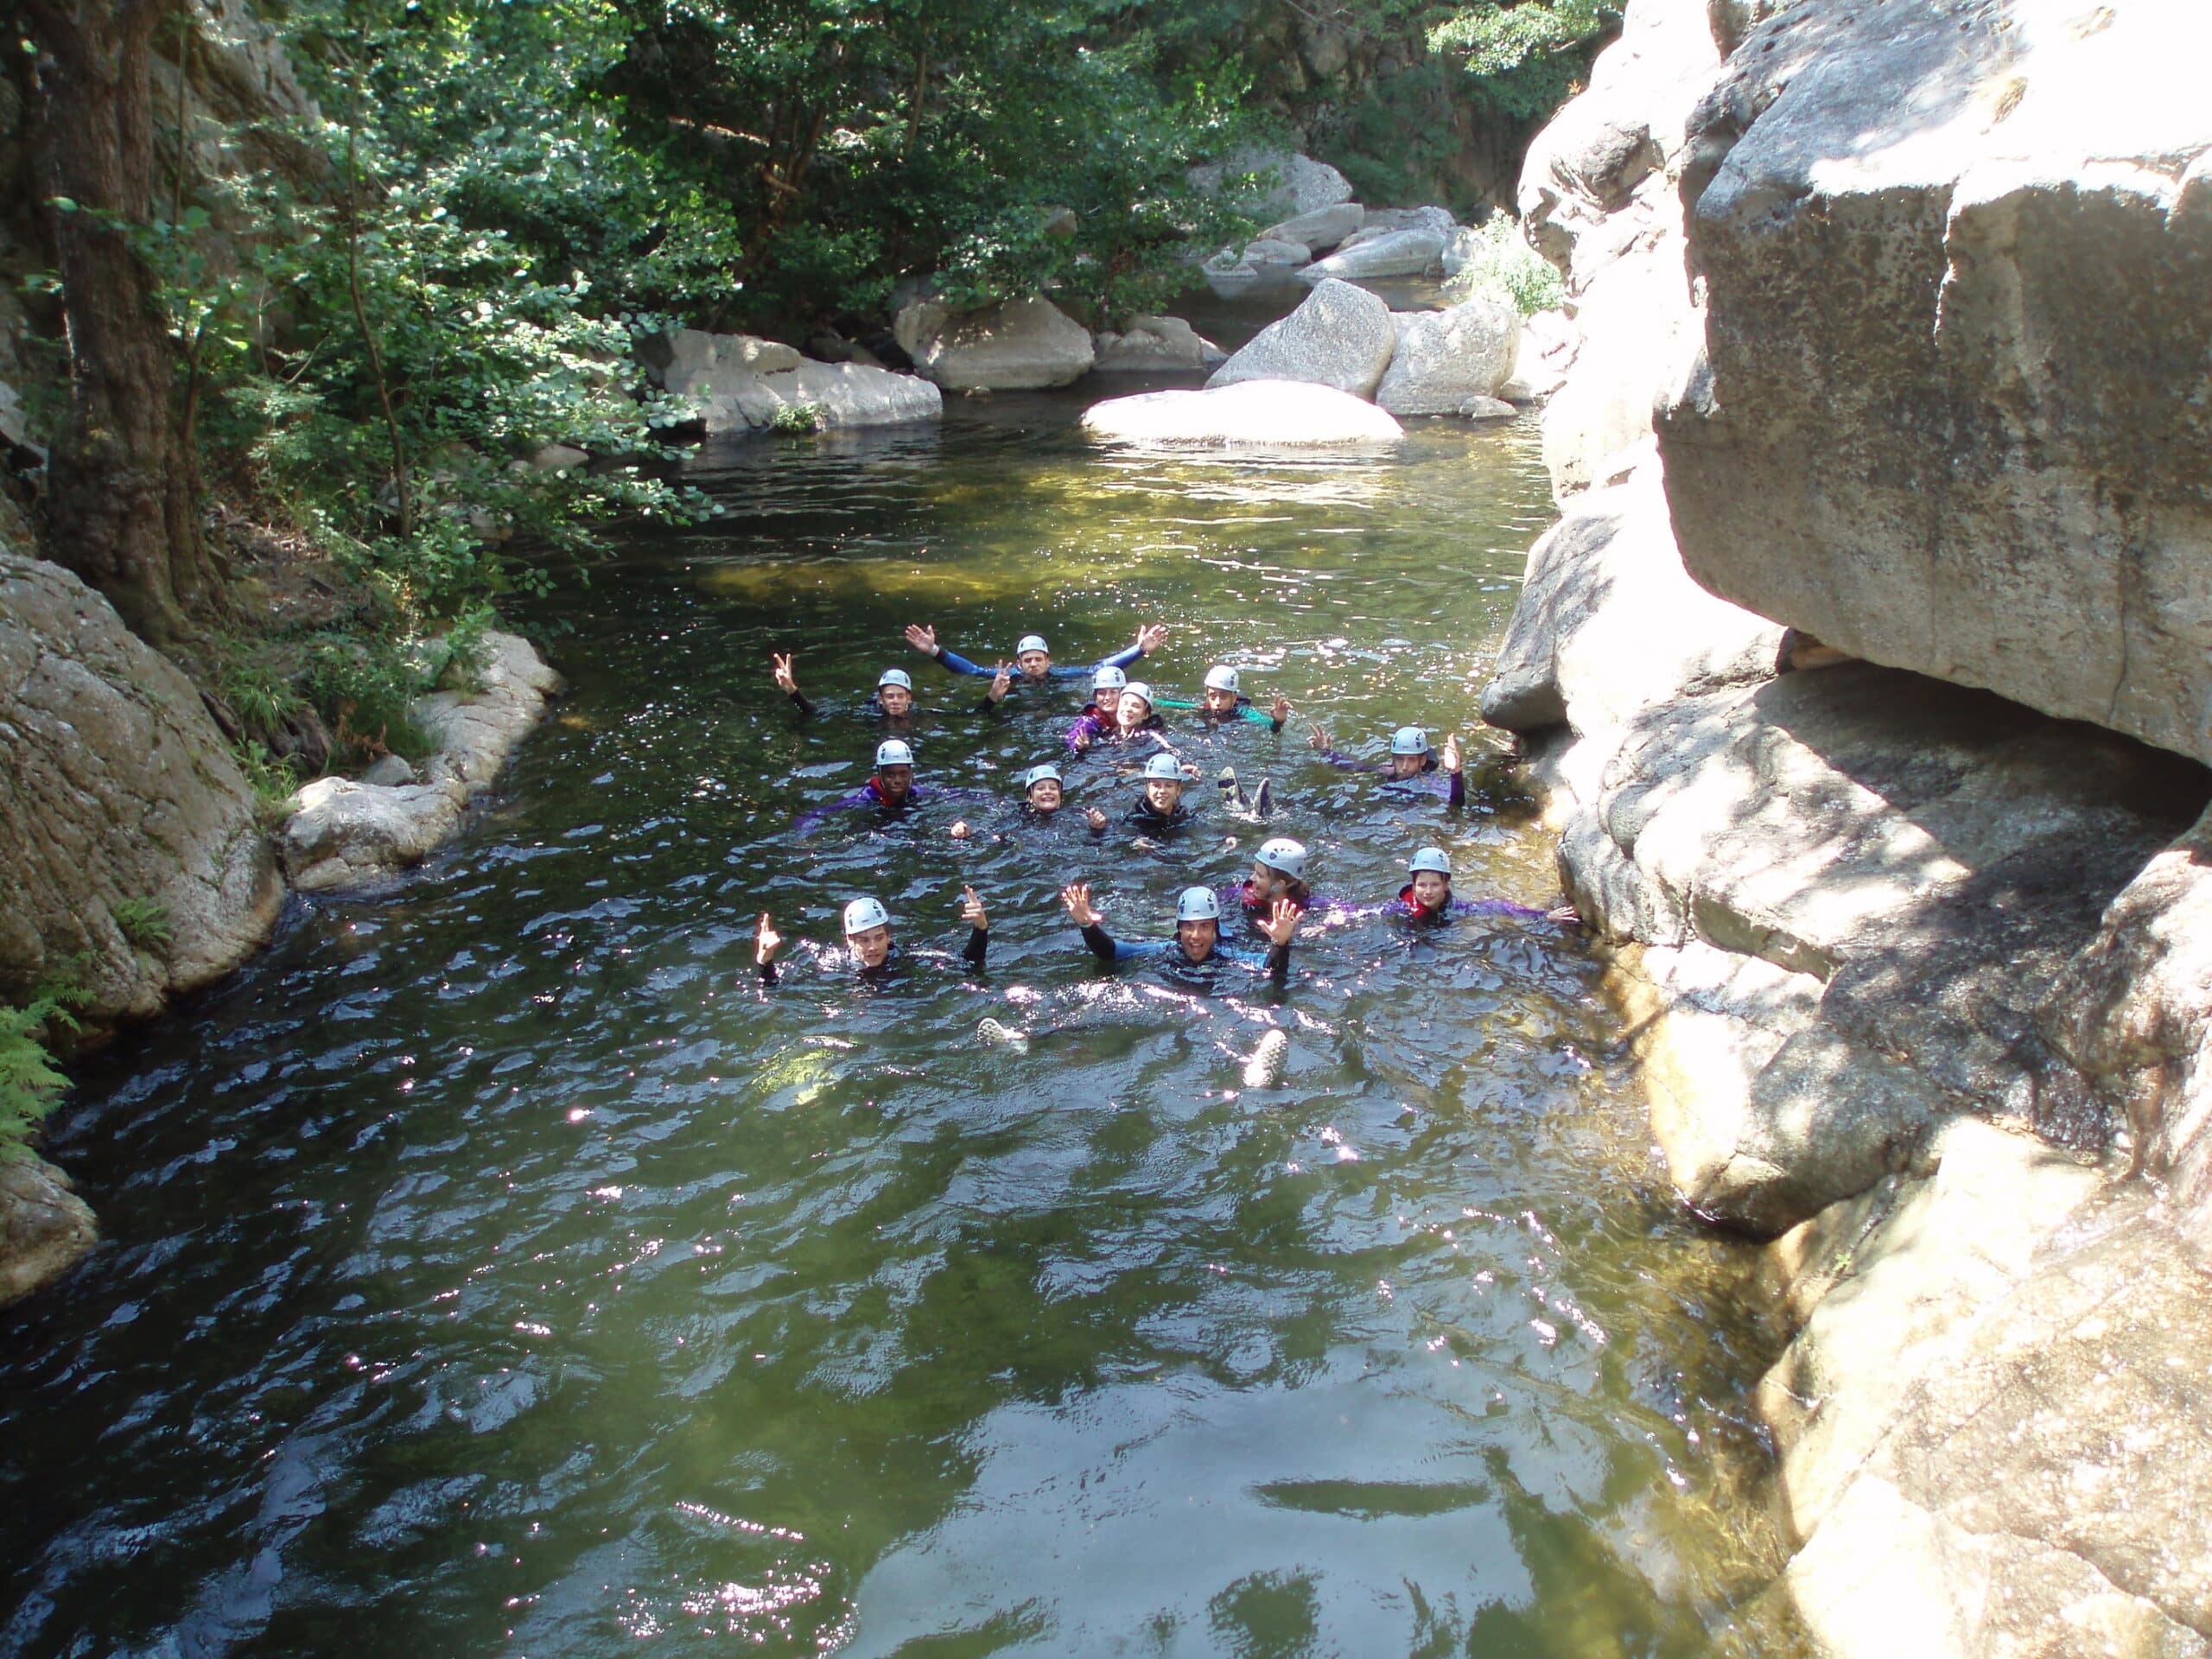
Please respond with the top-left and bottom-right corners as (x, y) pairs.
(0, 550), (282, 1022)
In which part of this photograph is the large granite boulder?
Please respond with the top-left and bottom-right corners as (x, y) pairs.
(0, 550), (282, 1022)
(1373, 295), (1522, 416)
(893, 296), (1096, 391)
(1090, 315), (1226, 373)
(1261, 202), (1363, 254)
(663, 328), (801, 389)
(1187, 149), (1354, 217)
(683, 359), (941, 432)
(281, 632), (563, 891)
(1300, 227), (1447, 283)
(0, 1155), (97, 1307)
(1204, 278), (1395, 398)
(1080, 380), (1402, 448)
(1658, 0), (2212, 768)
(1336, 206), (1457, 248)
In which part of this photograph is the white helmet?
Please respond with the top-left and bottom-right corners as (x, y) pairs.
(1408, 847), (1452, 877)
(1204, 665), (1241, 694)
(1141, 753), (1184, 781)
(1024, 763), (1063, 790)
(1017, 633), (1051, 657)
(1121, 681), (1154, 709)
(878, 667), (912, 691)
(1094, 665), (1128, 692)
(875, 739), (915, 768)
(1176, 887), (1222, 923)
(1255, 836), (1309, 881)
(1390, 725), (1431, 757)
(842, 896), (891, 934)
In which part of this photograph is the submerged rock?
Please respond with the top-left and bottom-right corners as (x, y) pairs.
(0, 550), (283, 1023)
(1261, 202), (1363, 254)
(1081, 380), (1402, 448)
(1373, 296), (1521, 416)
(894, 296), (1096, 391)
(1204, 278), (1395, 399)
(0, 1155), (97, 1308)
(664, 330), (940, 430)
(282, 632), (563, 892)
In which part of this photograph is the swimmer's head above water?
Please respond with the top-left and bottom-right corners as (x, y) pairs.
(1202, 664), (1242, 715)
(842, 895), (896, 968)
(1389, 726), (1432, 779)
(1407, 846), (1453, 914)
(874, 738), (916, 805)
(1175, 885), (1221, 962)
(1023, 763), (1065, 812)
(1016, 634), (1053, 680)
(1141, 751), (1185, 815)
(876, 667), (914, 717)
(1119, 683), (1155, 728)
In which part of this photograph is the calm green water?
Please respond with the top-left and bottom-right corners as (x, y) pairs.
(0, 392), (1784, 1656)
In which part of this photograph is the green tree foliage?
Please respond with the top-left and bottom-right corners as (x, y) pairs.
(0, 988), (86, 1161)
(1429, 0), (1623, 119)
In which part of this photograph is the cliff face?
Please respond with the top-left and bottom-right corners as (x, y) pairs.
(1479, 1), (2212, 1652)
(1660, 0), (2212, 770)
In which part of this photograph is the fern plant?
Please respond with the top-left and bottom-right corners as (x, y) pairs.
(112, 897), (175, 952)
(0, 994), (84, 1160)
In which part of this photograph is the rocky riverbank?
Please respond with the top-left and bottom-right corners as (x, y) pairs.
(1478, 0), (2212, 1651)
(0, 537), (561, 1306)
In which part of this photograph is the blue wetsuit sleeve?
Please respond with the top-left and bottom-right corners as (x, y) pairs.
(1080, 923), (1158, 962)
(1321, 750), (1371, 773)
(1455, 897), (1548, 920)
(931, 646), (992, 678)
(1098, 641), (1144, 672)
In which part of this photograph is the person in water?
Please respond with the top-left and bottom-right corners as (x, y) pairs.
(795, 739), (985, 832)
(1068, 680), (1170, 755)
(1385, 847), (1579, 925)
(772, 655), (1014, 720)
(754, 889), (990, 984)
(1058, 881), (1300, 984)
(1308, 723), (1467, 805)
(904, 622), (1167, 685)
(1123, 752), (1198, 834)
(1226, 836), (1325, 931)
(1154, 665), (1291, 731)
(950, 761), (1111, 839)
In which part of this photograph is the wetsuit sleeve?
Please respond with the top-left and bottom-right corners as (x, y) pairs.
(1098, 642), (1145, 671)
(1066, 715), (1100, 755)
(1455, 897), (1548, 920)
(1267, 942), (1291, 984)
(1320, 750), (1370, 773)
(1236, 702), (1278, 728)
(1448, 769), (1466, 808)
(758, 956), (779, 985)
(794, 786), (870, 835)
(931, 645), (993, 678)
(963, 926), (989, 968)
(1081, 922), (1121, 962)
(1154, 696), (1199, 710)
(787, 690), (817, 719)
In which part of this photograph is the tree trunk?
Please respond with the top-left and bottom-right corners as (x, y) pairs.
(25, 0), (220, 649)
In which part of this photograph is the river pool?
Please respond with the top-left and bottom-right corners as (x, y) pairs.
(0, 390), (1786, 1656)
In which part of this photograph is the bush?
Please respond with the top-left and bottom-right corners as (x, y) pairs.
(1444, 214), (1565, 315)
(111, 898), (175, 953)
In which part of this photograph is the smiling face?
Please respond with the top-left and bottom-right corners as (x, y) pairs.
(1410, 870), (1451, 911)
(1175, 918), (1219, 962)
(877, 683), (913, 716)
(1248, 860), (1286, 900)
(847, 924), (893, 969)
(1017, 650), (1052, 680)
(1389, 752), (1427, 779)
(1116, 692), (1152, 728)
(1202, 686), (1239, 714)
(876, 765), (914, 803)
(1143, 778), (1183, 814)
(1027, 778), (1063, 812)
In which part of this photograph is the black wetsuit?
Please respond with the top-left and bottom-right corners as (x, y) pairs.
(759, 927), (989, 986)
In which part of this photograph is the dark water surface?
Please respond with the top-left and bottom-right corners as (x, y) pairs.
(2, 396), (1783, 1656)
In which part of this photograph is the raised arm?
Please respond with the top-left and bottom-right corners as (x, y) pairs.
(960, 886), (991, 967)
(1443, 733), (1466, 807)
(772, 652), (816, 719)
(1095, 622), (1168, 674)
(755, 912), (785, 985)
(1255, 899), (1302, 984)
(906, 622), (991, 677)
(1060, 882), (1131, 961)
(1306, 721), (1365, 772)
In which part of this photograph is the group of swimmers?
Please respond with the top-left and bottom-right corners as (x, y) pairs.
(755, 622), (1574, 989)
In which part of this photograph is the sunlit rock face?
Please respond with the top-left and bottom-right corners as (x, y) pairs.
(1660, 0), (2212, 769)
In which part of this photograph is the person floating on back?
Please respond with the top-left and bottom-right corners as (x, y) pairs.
(905, 621), (1166, 686)
(1308, 723), (1467, 806)
(1059, 881), (1299, 985)
(754, 889), (990, 985)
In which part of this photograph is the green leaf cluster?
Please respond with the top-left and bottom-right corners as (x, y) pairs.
(0, 987), (87, 1162)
